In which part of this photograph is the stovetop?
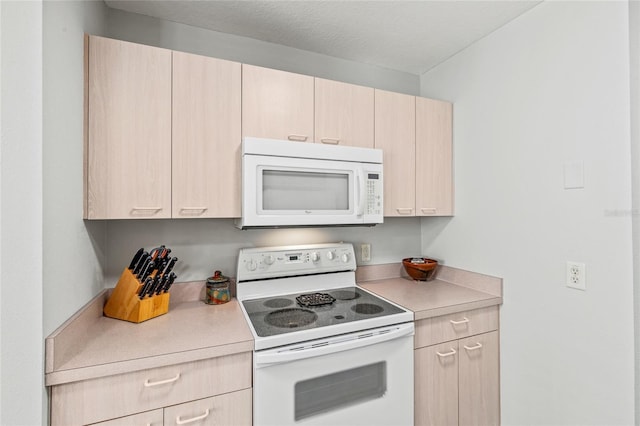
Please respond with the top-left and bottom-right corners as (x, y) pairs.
(236, 243), (414, 350)
(242, 286), (405, 338)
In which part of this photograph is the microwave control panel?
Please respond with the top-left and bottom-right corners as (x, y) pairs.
(365, 172), (383, 215)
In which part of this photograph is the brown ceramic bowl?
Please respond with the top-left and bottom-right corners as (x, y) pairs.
(402, 257), (438, 281)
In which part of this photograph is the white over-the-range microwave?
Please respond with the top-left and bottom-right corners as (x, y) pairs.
(236, 137), (383, 229)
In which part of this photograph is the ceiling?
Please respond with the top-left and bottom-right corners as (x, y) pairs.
(104, 0), (542, 75)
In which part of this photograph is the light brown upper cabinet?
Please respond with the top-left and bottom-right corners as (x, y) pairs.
(314, 78), (374, 148)
(242, 64), (314, 142)
(85, 35), (172, 219)
(374, 89), (416, 217)
(416, 97), (453, 216)
(172, 52), (242, 218)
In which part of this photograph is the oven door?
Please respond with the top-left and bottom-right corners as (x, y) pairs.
(253, 323), (414, 426)
(239, 153), (382, 228)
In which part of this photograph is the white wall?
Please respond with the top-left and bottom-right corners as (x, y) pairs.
(43, 0), (107, 336)
(630, 2), (640, 423)
(101, 8), (424, 285)
(106, 8), (420, 96)
(420, 2), (634, 424)
(1, 1), (44, 424)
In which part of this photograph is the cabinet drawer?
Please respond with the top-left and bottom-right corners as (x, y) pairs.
(164, 388), (252, 426)
(414, 306), (498, 348)
(89, 409), (163, 426)
(51, 352), (252, 426)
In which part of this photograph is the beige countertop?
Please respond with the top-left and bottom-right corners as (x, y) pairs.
(356, 263), (503, 321)
(46, 264), (502, 387)
(45, 282), (253, 386)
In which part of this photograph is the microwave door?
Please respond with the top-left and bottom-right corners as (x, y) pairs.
(243, 156), (362, 227)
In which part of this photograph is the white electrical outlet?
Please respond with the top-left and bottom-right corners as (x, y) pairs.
(361, 243), (371, 262)
(566, 261), (586, 290)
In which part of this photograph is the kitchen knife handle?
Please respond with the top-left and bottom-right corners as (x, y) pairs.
(128, 248), (144, 270)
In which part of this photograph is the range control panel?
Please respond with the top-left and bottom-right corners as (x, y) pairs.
(237, 243), (357, 282)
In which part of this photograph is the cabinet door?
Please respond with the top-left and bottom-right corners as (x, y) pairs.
(164, 389), (252, 426)
(416, 97), (453, 216)
(415, 341), (459, 426)
(374, 89), (416, 216)
(315, 78), (374, 148)
(86, 35), (171, 219)
(172, 51), (241, 218)
(459, 331), (500, 426)
(242, 64), (314, 141)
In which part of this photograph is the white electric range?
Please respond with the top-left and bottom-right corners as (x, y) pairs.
(236, 243), (414, 426)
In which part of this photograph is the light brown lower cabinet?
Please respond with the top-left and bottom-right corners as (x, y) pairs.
(90, 389), (251, 426)
(51, 353), (252, 426)
(414, 307), (500, 426)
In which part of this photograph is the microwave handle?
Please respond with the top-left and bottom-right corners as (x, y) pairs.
(356, 169), (365, 217)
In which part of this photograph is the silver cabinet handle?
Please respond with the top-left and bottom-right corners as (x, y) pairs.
(463, 342), (483, 351)
(143, 373), (180, 387)
(287, 134), (308, 141)
(176, 409), (210, 425)
(449, 317), (469, 325)
(320, 138), (340, 145)
(436, 348), (457, 358)
(396, 208), (413, 215)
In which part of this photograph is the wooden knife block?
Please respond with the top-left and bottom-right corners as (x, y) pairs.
(103, 268), (170, 323)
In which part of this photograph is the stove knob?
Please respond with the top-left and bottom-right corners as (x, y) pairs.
(311, 252), (320, 262)
(341, 253), (351, 263)
(264, 255), (275, 265)
(326, 251), (336, 261)
(246, 259), (258, 271)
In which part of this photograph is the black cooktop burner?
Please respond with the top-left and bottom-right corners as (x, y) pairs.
(351, 303), (384, 315)
(296, 292), (336, 307)
(330, 290), (361, 301)
(265, 308), (318, 329)
(264, 298), (294, 309)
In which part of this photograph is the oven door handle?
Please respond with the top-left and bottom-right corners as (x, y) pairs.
(254, 323), (414, 368)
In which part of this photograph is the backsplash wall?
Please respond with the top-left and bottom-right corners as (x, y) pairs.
(105, 218), (422, 285)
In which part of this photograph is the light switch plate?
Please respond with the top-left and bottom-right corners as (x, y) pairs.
(563, 160), (584, 189)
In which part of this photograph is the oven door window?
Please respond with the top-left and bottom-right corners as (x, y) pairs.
(294, 361), (387, 421)
(261, 169), (350, 213)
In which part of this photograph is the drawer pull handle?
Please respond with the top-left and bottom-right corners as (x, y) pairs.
(176, 409), (210, 425)
(179, 207), (208, 215)
(287, 134), (308, 142)
(421, 208), (437, 214)
(449, 317), (469, 325)
(144, 373), (180, 387)
(131, 207), (163, 215)
(320, 138), (340, 145)
(464, 342), (483, 351)
(436, 348), (457, 358)
(396, 208), (413, 215)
